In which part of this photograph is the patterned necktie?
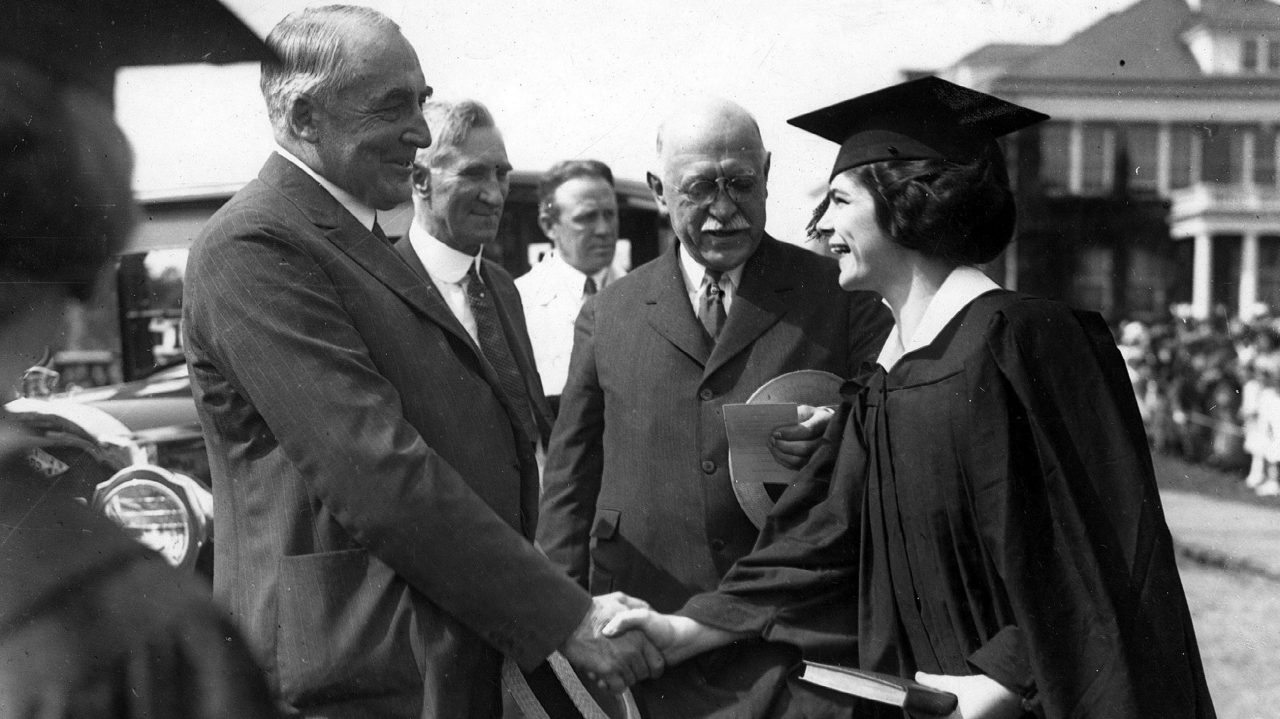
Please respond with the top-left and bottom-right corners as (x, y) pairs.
(465, 265), (539, 441)
(583, 276), (598, 296)
(698, 269), (726, 341)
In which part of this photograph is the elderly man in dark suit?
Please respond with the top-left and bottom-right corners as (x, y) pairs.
(182, 7), (659, 717)
(537, 98), (891, 716)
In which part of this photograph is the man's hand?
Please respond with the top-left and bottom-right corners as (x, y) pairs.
(914, 672), (1024, 719)
(559, 593), (665, 693)
(602, 608), (745, 666)
(768, 404), (834, 470)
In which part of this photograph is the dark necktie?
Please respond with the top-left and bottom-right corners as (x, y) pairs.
(465, 265), (539, 442)
(583, 276), (598, 296)
(698, 269), (726, 341)
(371, 219), (390, 244)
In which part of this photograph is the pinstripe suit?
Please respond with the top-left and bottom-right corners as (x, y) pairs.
(183, 154), (588, 718)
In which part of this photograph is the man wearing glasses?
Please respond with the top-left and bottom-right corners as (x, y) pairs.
(538, 98), (891, 716)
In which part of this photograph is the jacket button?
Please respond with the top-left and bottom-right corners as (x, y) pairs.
(699, 388), (714, 401)
(710, 538), (726, 552)
(701, 460), (716, 473)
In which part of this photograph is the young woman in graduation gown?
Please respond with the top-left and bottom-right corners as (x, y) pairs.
(603, 77), (1216, 719)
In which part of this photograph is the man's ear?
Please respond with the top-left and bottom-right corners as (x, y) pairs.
(537, 206), (557, 240)
(646, 172), (668, 211)
(411, 160), (430, 196)
(289, 95), (321, 143)
(762, 152), (772, 199)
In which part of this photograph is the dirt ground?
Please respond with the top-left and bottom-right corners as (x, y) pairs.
(1178, 557), (1280, 718)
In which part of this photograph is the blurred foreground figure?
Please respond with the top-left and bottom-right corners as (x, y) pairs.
(0, 60), (279, 718)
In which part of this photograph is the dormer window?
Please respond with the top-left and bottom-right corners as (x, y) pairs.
(1242, 36), (1280, 74)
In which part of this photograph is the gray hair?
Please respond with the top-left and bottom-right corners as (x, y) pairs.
(416, 98), (497, 168)
(259, 5), (400, 136)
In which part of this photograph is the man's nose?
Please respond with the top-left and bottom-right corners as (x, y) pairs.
(593, 216), (616, 237)
(405, 112), (431, 149)
(477, 178), (506, 205)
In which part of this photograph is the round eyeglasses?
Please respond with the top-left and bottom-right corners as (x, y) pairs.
(676, 175), (760, 206)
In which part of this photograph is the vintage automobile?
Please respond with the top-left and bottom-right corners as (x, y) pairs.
(9, 173), (667, 574)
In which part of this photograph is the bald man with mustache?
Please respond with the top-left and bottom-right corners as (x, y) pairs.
(537, 99), (891, 717)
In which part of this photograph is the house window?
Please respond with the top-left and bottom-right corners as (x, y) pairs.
(1170, 125), (1195, 188)
(1038, 121), (1071, 193)
(1259, 236), (1280, 311)
(1200, 123), (1243, 185)
(1244, 37), (1260, 72)
(1082, 123), (1113, 193)
(1255, 126), (1277, 186)
(1118, 123), (1159, 193)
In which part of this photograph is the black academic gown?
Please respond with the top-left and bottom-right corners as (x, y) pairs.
(684, 292), (1216, 719)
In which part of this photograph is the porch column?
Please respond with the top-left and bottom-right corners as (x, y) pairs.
(1068, 120), (1084, 194)
(1157, 122), (1172, 196)
(1240, 231), (1261, 318)
(1193, 233), (1213, 318)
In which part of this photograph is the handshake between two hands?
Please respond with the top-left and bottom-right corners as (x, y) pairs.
(555, 406), (835, 695)
(557, 592), (731, 694)
(556, 594), (1024, 718)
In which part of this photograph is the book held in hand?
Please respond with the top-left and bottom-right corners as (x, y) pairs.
(796, 661), (958, 716)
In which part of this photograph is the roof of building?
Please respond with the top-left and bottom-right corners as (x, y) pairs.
(949, 0), (1280, 84)
(1015, 0), (1202, 80)
(952, 43), (1049, 68)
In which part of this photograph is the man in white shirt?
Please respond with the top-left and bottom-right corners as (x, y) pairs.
(516, 160), (627, 408)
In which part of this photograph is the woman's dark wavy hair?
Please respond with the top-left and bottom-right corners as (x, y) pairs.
(0, 61), (135, 308)
(850, 142), (1015, 265)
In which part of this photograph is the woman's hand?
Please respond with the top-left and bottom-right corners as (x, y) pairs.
(601, 608), (744, 665)
(914, 672), (1024, 719)
(768, 404), (835, 469)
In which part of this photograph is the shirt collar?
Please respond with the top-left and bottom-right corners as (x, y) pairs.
(408, 220), (482, 284)
(542, 252), (610, 289)
(275, 145), (378, 232)
(676, 241), (745, 294)
(876, 265), (1001, 369)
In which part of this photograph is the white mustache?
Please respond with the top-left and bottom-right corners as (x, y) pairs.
(701, 214), (751, 233)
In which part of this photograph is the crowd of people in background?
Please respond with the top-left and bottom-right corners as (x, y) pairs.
(1118, 306), (1280, 497)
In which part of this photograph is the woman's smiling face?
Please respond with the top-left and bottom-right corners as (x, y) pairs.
(818, 170), (907, 294)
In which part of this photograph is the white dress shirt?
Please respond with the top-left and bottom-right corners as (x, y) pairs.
(677, 242), (745, 316)
(406, 221), (483, 344)
(515, 253), (618, 396)
(275, 145), (380, 233)
(876, 265), (1001, 371)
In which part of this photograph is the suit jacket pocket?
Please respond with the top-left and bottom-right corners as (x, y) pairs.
(275, 549), (421, 708)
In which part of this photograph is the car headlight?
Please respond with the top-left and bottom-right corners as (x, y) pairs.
(93, 466), (211, 571)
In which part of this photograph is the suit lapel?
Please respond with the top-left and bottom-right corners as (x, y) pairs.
(486, 263), (555, 442)
(705, 236), (792, 378)
(261, 155), (468, 342)
(642, 246), (711, 366)
(393, 238), (482, 352)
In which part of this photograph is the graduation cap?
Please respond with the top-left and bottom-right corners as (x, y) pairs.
(788, 75), (1049, 180)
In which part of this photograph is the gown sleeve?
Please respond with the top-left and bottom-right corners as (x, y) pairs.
(682, 397), (863, 663)
(970, 299), (1215, 718)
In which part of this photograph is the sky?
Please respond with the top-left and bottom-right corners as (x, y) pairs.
(116, 0), (1141, 238)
